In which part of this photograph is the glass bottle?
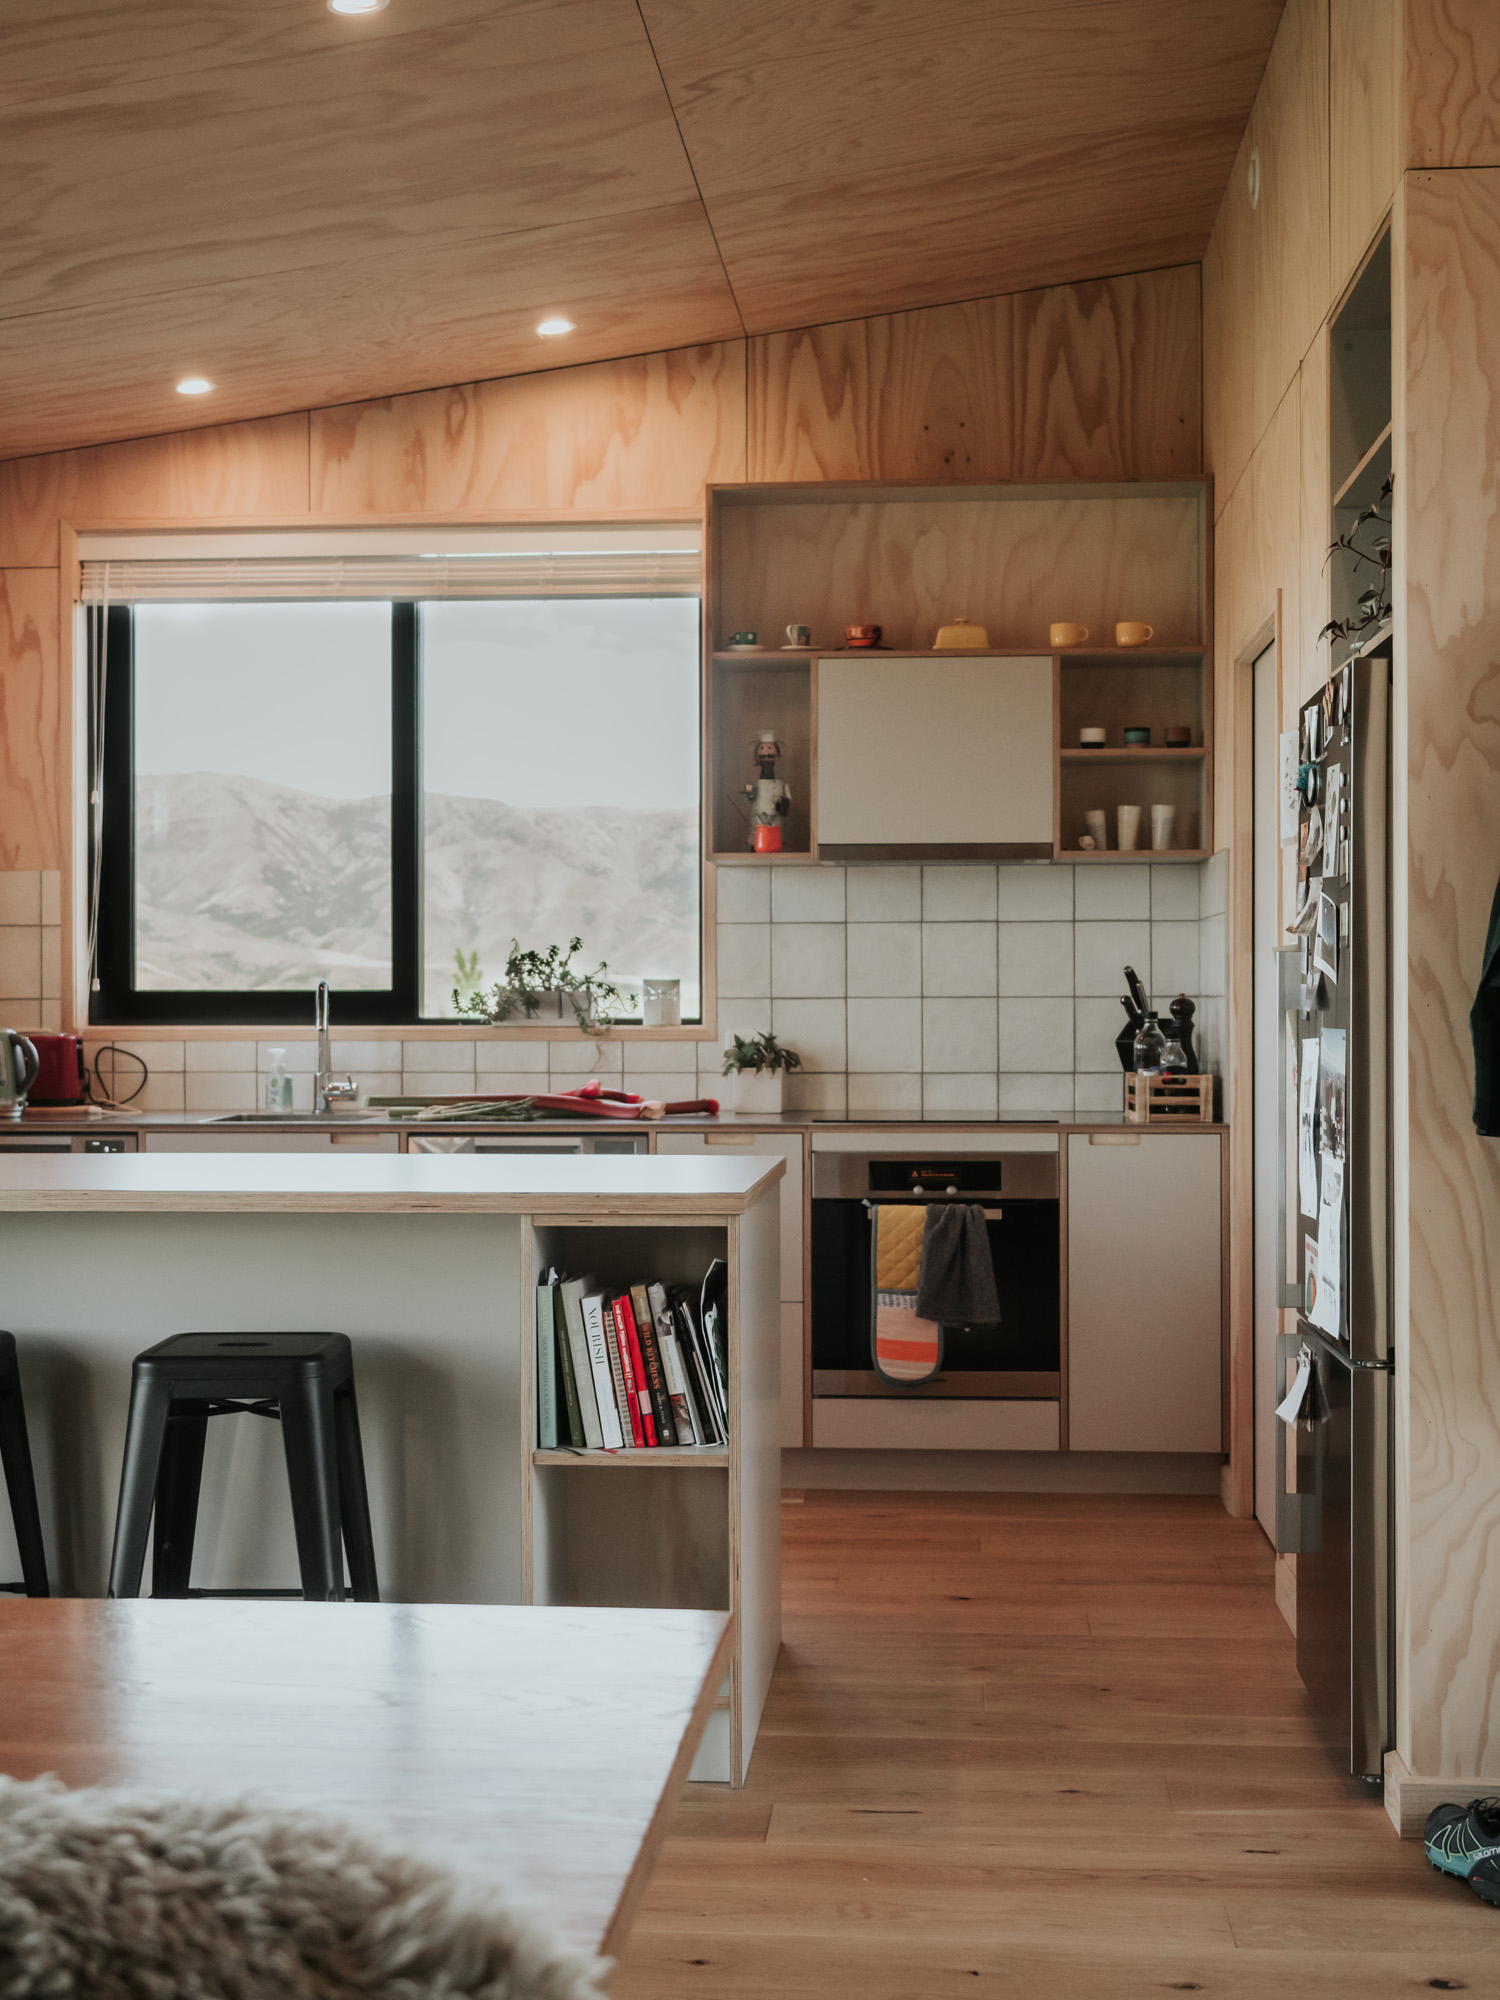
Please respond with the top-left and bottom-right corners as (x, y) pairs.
(1159, 1026), (1189, 1076)
(1132, 1013), (1166, 1074)
(264, 1047), (293, 1111)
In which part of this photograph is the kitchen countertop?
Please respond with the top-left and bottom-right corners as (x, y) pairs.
(7, 1107), (1226, 1134)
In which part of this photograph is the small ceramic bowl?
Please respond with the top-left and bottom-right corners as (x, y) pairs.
(1164, 726), (1192, 748)
(1123, 725), (1151, 746)
(845, 623), (882, 648)
(1079, 727), (1107, 748)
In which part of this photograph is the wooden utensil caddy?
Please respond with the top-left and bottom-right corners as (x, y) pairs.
(1124, 1074), (1215, 1125)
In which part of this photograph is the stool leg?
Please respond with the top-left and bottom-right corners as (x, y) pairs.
(280, 1378), (344, 1602)
(0, 1378), (49, 1597)
(108, 1374), (173, 1599)
(151, 1409), (208, 1598)
(333, 1381), (379, 1603)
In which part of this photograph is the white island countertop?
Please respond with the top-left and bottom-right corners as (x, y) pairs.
(0, 1151), (785, 1215)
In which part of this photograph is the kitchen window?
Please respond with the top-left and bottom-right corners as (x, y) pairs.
(89, 573), (702, 1027)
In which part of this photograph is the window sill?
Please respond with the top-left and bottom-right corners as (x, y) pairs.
(81, 1022), (717, 1042)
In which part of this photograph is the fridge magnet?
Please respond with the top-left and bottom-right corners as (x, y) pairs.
(1298, 1036), (1321, 1217)
(1280, 731), (1302, 843)
(1313, 889), (1339, 981)
(1309, 1153), (1345, 1336)
(1303, 1236), (1319, 1319)
(1299, 804), (1324, 869)
(1318, 1029), (1346, 1158)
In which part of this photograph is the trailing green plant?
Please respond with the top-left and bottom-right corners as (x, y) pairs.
(452, 937), (632, 1037)
(721, 1030), (803, 1076)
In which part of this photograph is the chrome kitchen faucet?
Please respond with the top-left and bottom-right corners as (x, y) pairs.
(314, 980), (358, 1114)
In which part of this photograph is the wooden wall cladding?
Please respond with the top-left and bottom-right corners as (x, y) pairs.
(313, 344), (747, 518)
(1404, 0), (1500, 168)
(746, 267), (1200, 486)
(0, 414), (311, 570)
(1330, 0), (1399, 291)
(0, 571), (62, 871)
(1399, 165), (1500, 1780)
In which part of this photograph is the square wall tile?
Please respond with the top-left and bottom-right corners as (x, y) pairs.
(922, 923), (997, 997)
(37, 1000), (60, 1034)
(1074, 867), (1150, 920)
(995, 865), (1072, 920)
(329, 1039), (397, 1071)
(623, 1041), (697, 1076)
(922, 865), (996, 920)
(0, 873), (41, 925)
(1150, 922), (1200, 1000)
(847, 1072), (923, 1115)
(184, 1073), (258, 1112)
(547, 1039), (622, 1077)
(770, 998), (846, 1073)
(997, 922), (1074, 997)
(0, 1004), (42, 1033)
(1075, 998), (1129, 1072)
(922, 997), (997, 1072)
(402, 1040), (476, 1075)
(771, 924), (845, 997)
(132, 1073), (186, 1114)
(998, 1073), (1075, 1115)
(1199, 915), (1227, 998)
(185, 1040), (258, 1072)
(109, 1038), (185, 1073)
(351, 1071), (403, 1104)
(846, 865), (922, 921)
(718, 924), (770, 998)
(1075, 1072), (1126, 1114)
(474, 1038), (549, 1074)
(785, 1071), (847, 1115)
(40, 930), (60, 1001)
(624, 1072), (698, 1105)
(847, 998), (921, 1073)
(1074, 921), (1151, 998)
(41, 871), (61, 928)
(771, 867), (845, 922)
(0, 930), (40, 1000)
(258, 1040), (318, 1073)
(397, 1070), (476, 1098)
(715, 866), (771, 923)
(923, 1073), (998, 1116)
(470, 1070), (551, 1098)
(997, 998), (1074, 1072)
(711, 1002), (772, 1057)
(1201, 849), (1229, 917)
(1151, 863), (1202, 919)
(846, 922), (921, 998)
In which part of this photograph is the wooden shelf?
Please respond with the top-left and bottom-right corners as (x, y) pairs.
(1332, 420), (1393, 510)
(713, 650), (811, 664)
(533, 1447), (730, 1468)
(1060, 747), (1206, 763)
(1059, 645), (1207, 660)
(1061, 848), (1209, 864)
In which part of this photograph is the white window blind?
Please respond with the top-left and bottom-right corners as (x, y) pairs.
(78, 526), (701, 602)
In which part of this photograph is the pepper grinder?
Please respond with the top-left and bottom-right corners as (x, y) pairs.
(1168, 993), (1199, 1075)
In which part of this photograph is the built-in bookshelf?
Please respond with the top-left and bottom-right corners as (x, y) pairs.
(519, 1204), (781, 1787)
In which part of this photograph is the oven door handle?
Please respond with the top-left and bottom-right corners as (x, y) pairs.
(862, 1199), (1003, 1219)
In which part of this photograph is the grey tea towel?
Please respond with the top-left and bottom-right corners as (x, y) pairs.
(916, 1204), (1000, 1325)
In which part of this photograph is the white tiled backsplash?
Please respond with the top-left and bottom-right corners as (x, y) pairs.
(21, 857), (1228, 1118)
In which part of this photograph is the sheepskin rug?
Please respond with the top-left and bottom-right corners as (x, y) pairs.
(0, 1775), (607, 2000)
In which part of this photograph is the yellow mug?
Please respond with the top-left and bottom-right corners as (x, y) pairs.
(1115, 621), (1154, 648)
(1050, 622), (1090, 648)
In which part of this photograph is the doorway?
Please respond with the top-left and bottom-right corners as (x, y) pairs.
(1251, 640), (1279, 1536)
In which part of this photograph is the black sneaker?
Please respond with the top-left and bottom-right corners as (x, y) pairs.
(1472, 1856), (1500, 1908)
(1425, 1797), (1500, 1880)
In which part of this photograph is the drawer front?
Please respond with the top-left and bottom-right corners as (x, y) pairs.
(811, 1398), (1059, 1452)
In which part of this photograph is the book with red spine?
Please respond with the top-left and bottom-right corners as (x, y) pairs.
(610, 1297), (646, 1447)
(631, 1282), (679, 1447)
(616, 1291), (659, 1446)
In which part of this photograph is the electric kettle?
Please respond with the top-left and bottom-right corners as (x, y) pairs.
(0, 1030), (40, 1121)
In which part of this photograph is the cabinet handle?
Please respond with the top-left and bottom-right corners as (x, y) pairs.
(705, 1132), (756, 1148)
(1088, 1132), (1141, 1146)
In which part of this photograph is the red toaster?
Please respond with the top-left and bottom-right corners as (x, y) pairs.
(28, 1032), (87, 1105)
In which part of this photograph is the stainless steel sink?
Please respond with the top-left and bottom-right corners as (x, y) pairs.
(209, 1111), (383, 1124)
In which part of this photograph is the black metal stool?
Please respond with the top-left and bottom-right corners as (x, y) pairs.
(107, 1333), (378, 1603)
(0, 1330), (48, 1597)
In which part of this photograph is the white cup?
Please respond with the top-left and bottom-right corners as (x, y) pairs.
(1117, 804), (1141, 852)
(1083, 809), (1108, 850)
(1151, 804), (1175, 851)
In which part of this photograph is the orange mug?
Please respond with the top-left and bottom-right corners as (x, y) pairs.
(1049, 622), (1089, 648)
(1115, 621), (1154, 648)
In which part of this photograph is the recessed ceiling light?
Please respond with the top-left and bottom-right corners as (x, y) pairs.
(328, 0), (389, 12)
(536, 317), (575, 338)
(175, 377), (215, 395)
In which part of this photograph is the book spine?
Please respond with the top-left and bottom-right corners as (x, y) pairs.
(617, 1293), (659, 1446)
(561, 1283), (603, 1448)
(677, 1292), (726, 1441)
(631, 1283), (678, 1446)
(535, 1286), (559, 1448)
(611, 1298), (647, 1447)
(555, 1291), (586, 1447)
(602, 1296), (637, 1447)
(582, 1295), (625, 1448)
(649, 1282), (697, 1445)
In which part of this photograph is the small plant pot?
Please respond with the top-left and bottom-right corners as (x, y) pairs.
(731, 1069), (785, 1115)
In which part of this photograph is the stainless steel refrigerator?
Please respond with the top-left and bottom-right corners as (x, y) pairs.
(1275, 638), (1393, 1787)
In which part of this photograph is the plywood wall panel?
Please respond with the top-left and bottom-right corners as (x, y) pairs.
(1202, 124), (1257, 514)
(1297, 338), (1333, 706)
(0, 570), (62, 871)
(1404, 0), (1500, 168)
(1330, 0), (1400, 291)
(0, 414), (311, 568)
(312, 343), (747, 518)
(1399, 165), (1500, 1781)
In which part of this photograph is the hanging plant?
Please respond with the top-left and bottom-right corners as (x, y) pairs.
(452, 937), (632, 1038)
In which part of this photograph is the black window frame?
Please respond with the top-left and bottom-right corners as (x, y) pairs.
(90, 597), (703, 1028)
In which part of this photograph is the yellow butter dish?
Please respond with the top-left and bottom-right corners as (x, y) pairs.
(933, 618), (989, 649)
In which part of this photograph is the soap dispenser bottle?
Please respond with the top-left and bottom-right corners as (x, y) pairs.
(265, 1047), (293, 1112)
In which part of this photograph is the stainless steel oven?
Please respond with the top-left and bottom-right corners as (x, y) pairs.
(811, 1148), (1060, 1399)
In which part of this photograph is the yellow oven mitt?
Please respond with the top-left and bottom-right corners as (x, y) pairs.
(870, 1204), (942, 1384)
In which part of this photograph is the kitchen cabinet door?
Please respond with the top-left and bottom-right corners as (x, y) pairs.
(814, 655), (1054, 858)
(656, 1129), (804, 1447)
(1067, 1132), (1222, 1453)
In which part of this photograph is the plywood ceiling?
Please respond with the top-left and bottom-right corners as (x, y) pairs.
(0, 0), (1282, 459)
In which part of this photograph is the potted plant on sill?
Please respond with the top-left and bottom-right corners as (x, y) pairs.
(722, 1031), (802, 1114)
(451, 938), (631, 1038)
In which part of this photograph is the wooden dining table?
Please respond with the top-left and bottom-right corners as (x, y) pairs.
(0, 1597), (729, 1958)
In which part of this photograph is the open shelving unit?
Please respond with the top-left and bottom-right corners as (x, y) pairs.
(1329, 231), (1392, 669)
(519, 1198), (781, 1787)
(704, 479), (1212, 865)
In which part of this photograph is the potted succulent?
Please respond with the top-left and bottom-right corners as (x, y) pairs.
(721, 1030), (802, 1114)
(452, 938), (632, 1038)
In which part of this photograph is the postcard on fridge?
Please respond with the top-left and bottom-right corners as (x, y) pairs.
(1318, 1028), (1347, 1159)
(1298, 1036), (1321, 1217)
(1309, 1153), (1345, 1337)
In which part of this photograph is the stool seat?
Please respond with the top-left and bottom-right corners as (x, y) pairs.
(0, 1330), (49, 1597)
(108, 1330), (377, 1605)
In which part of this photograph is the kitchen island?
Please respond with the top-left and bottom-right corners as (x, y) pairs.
(0, 1152), (783, 1784)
